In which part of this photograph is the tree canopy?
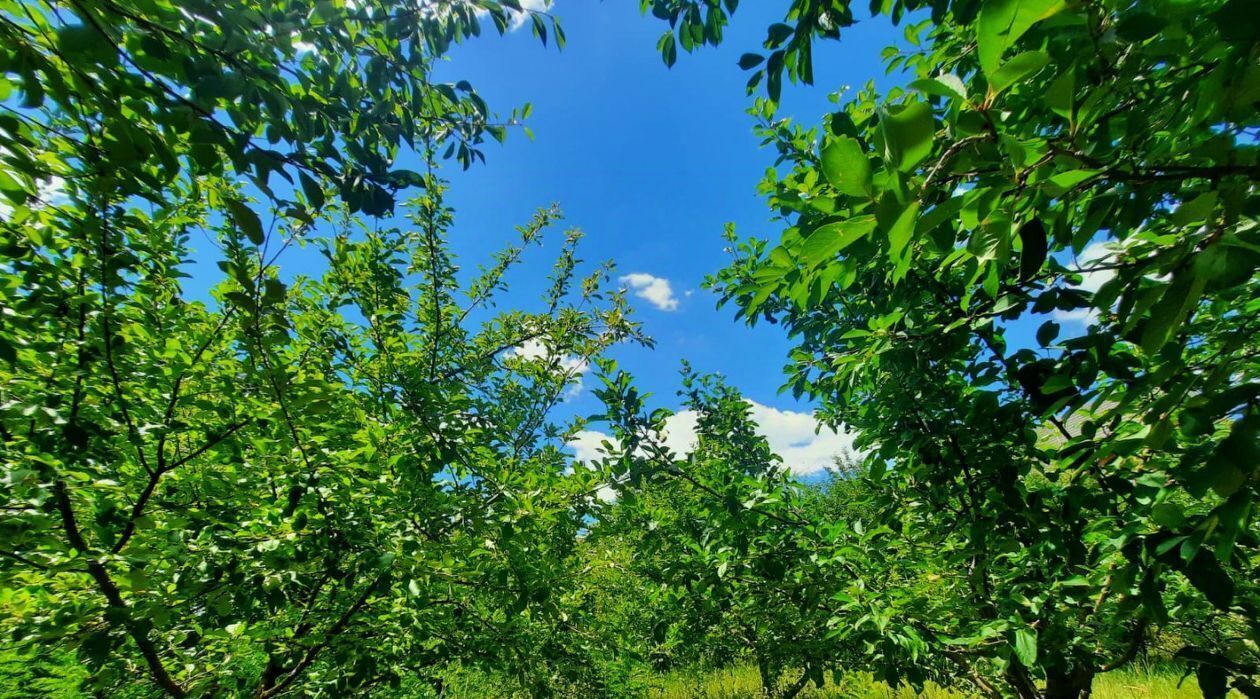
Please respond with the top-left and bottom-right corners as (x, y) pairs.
(641, 0), (1258, 695)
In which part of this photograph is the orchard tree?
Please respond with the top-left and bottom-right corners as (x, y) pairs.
(589, 368), (924, 698)
(643, 0), (1259, 697)
(0, 0), (643, 696)
(0, 158), (640, 695)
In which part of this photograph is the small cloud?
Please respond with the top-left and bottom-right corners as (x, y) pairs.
(747, 401), (857, 475)
(507, 339), (588, 399)
(567, 400), (856, 476)
(0, 175), (68, 218)
(509, 339), (548, 361)
(1053, 307), (1098, 323)
(470, 0), (552, 31)
(1053, 241), (1115, 324)
(568, 429), (615, 465)
(567, 429), (621, 502)
(619, 273), (680, 312)
(291, 32), (317, 54)
(1073, 242), (1117, 293)
(38, 176), (67, 207)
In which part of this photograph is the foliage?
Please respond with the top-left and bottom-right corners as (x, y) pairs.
(589, 367), (987, 697)
(3, 0), (1257, 696)
(589, 369), (834, 697)
(638, 0), (1260, 696)
(0, 1), (640, 697)
(0, 168), (639, 695)
(0, 0), (559, 217)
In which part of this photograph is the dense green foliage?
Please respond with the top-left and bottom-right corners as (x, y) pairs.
(0, 1), (632, 696)
(639, 0), (1259, 697)
(2, 0), (1257, 697)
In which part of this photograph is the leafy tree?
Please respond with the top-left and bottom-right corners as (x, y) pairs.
(1, 1), (640, 696)
(0, 0), (559, 217)
(1, 159), (639, 695)
(589, 368), (887, 698)
(642, 0), (1260, 696)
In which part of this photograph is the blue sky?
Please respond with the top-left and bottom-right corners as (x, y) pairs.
(423, 2), (917, 473)
(0, 2), (1104, 475)
(175, 2), (1060, 474)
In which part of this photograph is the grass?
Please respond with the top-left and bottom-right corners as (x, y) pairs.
(0, 647), (1222, 698)
(649, 664), (1216, 699)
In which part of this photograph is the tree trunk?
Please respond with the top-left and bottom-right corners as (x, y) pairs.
(1045, 667), (1094, 699)
(1005, 662), (1042, 699)
(757, 656), (778, 697)
(779, 671), (812, 699)
(1006, 662), (1095, 699)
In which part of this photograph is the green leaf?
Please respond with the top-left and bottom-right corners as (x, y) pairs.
(766, 51), (784, 103)
(1184, 553), (1235, 610)
(659, 32), (678, 68)
(1213, 0), (1260, 42)
(801, 216), (878, 265)
(0, 169), (28, 203)
(1151, 503), (1186, 528)
(909, 74), (968, 102)
(1140, 263), (1209, 354)
(1013, 628), (1038, 666)
(262, 278), (287, 305)
(888, 202), (921, 261)
(766, 23), (794, 45)
(1171, 191), (1218, 227)
(1197, 664), (1229, 699)
(299, 173), (326, 210)
(820, 137), (872, 198)
(977, 0), (1064, 77)
(1018, 219), (1048, 282)
(1047, 169), (1100, 190)
(1044, 68), (1076, 121)
(1036, 320), (1059, 346)
(1116, 13), (1166, 42)
(1201, 415), (1259, 498)
(967, 218), (1011, 262)
(1213, 491), (1252, 563)
(57, 24), (117, 64)
(989, 51), (1051, 95)
(226, 198), (265, 245)
(738, 53), (765, 70)
(880, 102), (935, 172)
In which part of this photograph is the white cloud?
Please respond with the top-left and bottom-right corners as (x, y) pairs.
(747, 402), (857, 475)
(506, 339), (588, 399)
(469, 0), (552, 31)
(619, 273), (680, 312)
(509, 339), (549, 360)
(0, 175), (68, 219)
(567, 400), (856, 476)
(290, 32), (317, 54)
(1053, 241), (1115, 324)
(37, 176), (67, 207)
(509, 339), (588, 375)
(1073, 241), (1117, 293)
(568, 429), (615, 464)
(567, 429), (620, 501)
